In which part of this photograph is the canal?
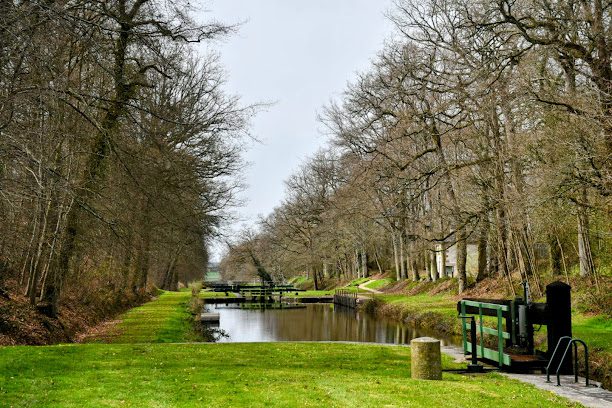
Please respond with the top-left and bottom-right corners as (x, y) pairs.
(203, 303), (459, 345)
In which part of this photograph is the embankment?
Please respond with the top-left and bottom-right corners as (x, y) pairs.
(0, 280), (153, 346)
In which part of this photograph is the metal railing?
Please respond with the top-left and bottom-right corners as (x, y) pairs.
(334, 288), (358, 308)
(546, 336), (589, 387)
(458, 300), (511, 367)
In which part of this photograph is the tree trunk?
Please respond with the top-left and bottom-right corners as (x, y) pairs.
(26, 192), (52, 304)
(486, 236), (498, 277)
(577, 201), (595, 277)
(430, 250), (438, 281)
(392, 231), (401, 280)
(399, 233), (407, 280)
(361, 248), (368, 278)
(133, 198), (152, 293)
(20, 205), (40, 287)
(312, 267), (320, 290)
(162, 245), (183, 291)
(439, 243), (446, 279)
(431, 128), (466, 293)
(548, 234), (562, 276)
(456, 230), (468, 293)
(374, 248), (383, 275)
(476, 219), (488, 282)
(411, 258), (419, 282)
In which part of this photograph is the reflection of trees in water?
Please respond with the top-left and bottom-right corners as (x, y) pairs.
(199, 322), (229, 343)
(231, 305), (455, 344)
(210, 304), (460, 345)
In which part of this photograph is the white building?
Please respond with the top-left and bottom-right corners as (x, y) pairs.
(435, 243), (479, 278)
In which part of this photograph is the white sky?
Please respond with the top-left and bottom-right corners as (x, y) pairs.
(197, 1), (395, 260)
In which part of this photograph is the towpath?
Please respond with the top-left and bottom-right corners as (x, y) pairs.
(357, 280), (382, 294)
(441, 345), (612, 408)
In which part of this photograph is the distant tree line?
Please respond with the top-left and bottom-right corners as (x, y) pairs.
(222, 0), (610, 294)
(0, 1), (251, 315)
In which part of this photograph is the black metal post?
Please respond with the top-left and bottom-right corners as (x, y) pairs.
(546, 281), (572, 375)
(467, 316), (484, 373)
(470, 318), (478, 366)
(574, 342), (579, 383)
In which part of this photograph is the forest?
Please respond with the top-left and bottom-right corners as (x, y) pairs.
(222, 0), (611, 299)
(0, 0), (252, 322)
(0, 1), (610, 406)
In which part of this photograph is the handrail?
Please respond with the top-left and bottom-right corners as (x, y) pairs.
(458, 300), (510, 367)
(334, 288), (358, 297)
(546, 336), (589, 387)
(333, 288), (358, 308)
(461, 299), (509, 312)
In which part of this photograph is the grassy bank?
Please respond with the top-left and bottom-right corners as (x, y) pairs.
(363, 278), (395, 290)
(87, 291), (196, 344)
(363, 293), (459, 338)
(0, 342), (581, 408)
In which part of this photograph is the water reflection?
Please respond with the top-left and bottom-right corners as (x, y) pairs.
(204, 303), (459, 346)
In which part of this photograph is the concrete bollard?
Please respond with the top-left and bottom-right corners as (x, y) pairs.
(411, 337), (442, 380)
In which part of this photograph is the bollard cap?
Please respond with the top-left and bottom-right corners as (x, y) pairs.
(411, 337), (440, 344)
(546, 281), (571, 290)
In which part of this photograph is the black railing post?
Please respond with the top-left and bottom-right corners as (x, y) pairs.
(574, 342), (579, 383)
(458, 314), (484, 373)
(470, 317), (478, 367)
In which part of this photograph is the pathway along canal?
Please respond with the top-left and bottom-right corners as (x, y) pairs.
(203, 303), (460, 345)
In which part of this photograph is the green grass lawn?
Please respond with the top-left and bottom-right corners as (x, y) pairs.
(199, 290), (237, 299)
(0, 342), (581, 408)
(97, 291), (196, 344)
(284, 290), (334, 297)
(377, 293), (459, 319)
(288, 276), (311, 287)
(364, 278), (395, 290)
(572, 314), (612, 353)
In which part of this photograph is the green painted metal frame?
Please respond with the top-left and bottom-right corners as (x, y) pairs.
(459, 300), (511, 367)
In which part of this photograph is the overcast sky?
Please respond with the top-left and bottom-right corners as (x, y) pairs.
(198, 1), (396, 259)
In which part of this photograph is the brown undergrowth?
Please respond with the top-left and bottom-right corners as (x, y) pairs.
(0, 279), (153, 346)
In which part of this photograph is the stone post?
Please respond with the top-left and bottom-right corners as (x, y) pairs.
(411, 337), (442, 380)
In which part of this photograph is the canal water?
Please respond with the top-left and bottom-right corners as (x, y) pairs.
(204, 303), (460, 346)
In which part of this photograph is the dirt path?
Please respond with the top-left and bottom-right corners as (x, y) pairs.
(358, 280), (382, 294)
